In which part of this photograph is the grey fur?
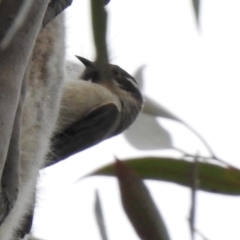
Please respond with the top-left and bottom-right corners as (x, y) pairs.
(0, 13), (65, 240)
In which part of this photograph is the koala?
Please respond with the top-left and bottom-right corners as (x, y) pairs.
(0, 11), (65, 240)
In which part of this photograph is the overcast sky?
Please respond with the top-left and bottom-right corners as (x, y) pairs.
(33, 1), (240, 240)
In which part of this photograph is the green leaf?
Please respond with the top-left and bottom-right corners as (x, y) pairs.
(94, 191), (109, 240)
(115, 160), (171, 240)
(89, 157), (240, 195)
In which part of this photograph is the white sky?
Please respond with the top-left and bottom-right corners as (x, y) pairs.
(33, 1), (240, 240)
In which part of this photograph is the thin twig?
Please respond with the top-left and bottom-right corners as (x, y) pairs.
(90, 0), (111, 83)
(189, 154), (199, 240)
(184, 122), (236, 168)
(173, 147), (239, 170)
(182, 122), (217, 160)
(194, 228), (211, 240)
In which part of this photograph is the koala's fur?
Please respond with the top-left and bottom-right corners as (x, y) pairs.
(0, 13), (65, 240)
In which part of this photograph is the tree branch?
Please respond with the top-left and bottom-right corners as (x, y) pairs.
(91, 0), (111, 84)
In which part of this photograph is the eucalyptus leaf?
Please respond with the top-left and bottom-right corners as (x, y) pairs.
(124, 113), (173, 150)
(89, 157), (240, 195)
(133, 65), (146, 90)
(94, 191), (109, 240)
(143, 96), (181, 122)
(116, 160), (171, 240)
(191, 0), (200, 26)
(142, 95), (216, 158)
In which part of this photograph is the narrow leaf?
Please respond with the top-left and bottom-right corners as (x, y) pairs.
(133, 65), (146, 90)
(133, 65), (215, 157)
(191, 0), (200, 27)
(94, 191), (109, 240)
(143, 96), (181, 122)
(115, 160), (171, 240)
(89, 157), (240, 195)
(143, 96), (217, 159)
